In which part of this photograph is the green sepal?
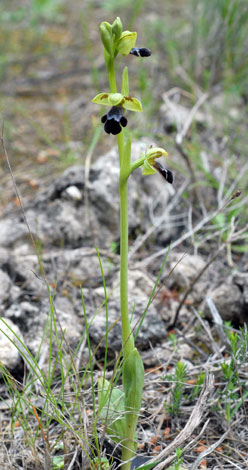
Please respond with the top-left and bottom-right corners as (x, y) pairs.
(142, 159), (156, 176)
(100, 22), (113, 56)
(121, 66), (129, 96)
(117, 30), (137, 55)
(123, 97), (143, 112)
(98, 378), (126, 443)
(123, 348), (144, 447)
(92, 92), (123, 106)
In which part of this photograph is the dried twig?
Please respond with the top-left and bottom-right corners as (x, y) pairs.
(206, 297), (229, 346)
(128, 179), (189, 260)
(192, 308), (222, 357)
(138, 189), (242, 268)
(191, 429), (230, 470)
(84, 125), (102, 227)
(147, 374), (215, 470)
(1, 125), (47, 283)
(175, 93), (208, 145)
(171, 245), (224, 327)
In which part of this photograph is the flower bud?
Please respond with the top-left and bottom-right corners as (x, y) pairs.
(117, 30), (137, 56)
(100, 22), (113, 56)
(112, 17), (123, 42)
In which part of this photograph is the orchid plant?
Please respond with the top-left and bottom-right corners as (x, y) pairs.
(92, 17), (173, 470)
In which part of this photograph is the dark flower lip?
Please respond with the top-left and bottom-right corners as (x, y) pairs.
(153, 161), (173, 184)
(101, 106), (128, 135)
(130, 47), (152, 57)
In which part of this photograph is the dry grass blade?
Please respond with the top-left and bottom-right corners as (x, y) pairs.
(192, 308), (222, 358)
(206, 297), (229, 346)
(191, 429), (230, 470)
(175, 92), (208, 145)
(148, 374), (215, 469)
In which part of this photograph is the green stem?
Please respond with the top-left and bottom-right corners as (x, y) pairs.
(121, 429), (136, 470)
(117, 131), (125, 167)
(129, 155), (146, 175)
(119, 168), (134, 358)
(106, 55), (117, 93)
(105, 50), (136, 470)
(105, 53), (134, 357)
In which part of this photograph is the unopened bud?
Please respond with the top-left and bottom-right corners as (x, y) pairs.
(112, 17), (123, 42)
(100, 22), (113, 56)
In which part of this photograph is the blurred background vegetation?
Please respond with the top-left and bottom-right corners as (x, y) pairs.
(0, 0), (247, 235)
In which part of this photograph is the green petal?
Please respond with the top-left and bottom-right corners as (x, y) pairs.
(123, 97), (143, 112)
(146, 147), (168, 159)
(92, 92), (123, 106)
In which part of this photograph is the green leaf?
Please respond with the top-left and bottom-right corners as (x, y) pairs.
(123, 348), (144, 435)
(231, 243), (248, 253)
(136, 462), (161, 470)
(93, 457), (111, 470)
(98, 378), (126, 442)
(52, 455), (64, 469)
(212, 213), (226, 228)
(121, 66), (129, 96)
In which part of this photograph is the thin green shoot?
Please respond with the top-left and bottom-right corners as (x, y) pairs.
(167, 361), (188, 416)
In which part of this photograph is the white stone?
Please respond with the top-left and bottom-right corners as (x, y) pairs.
(65, 185), (82, 200)
(0, 318), (24, 370)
